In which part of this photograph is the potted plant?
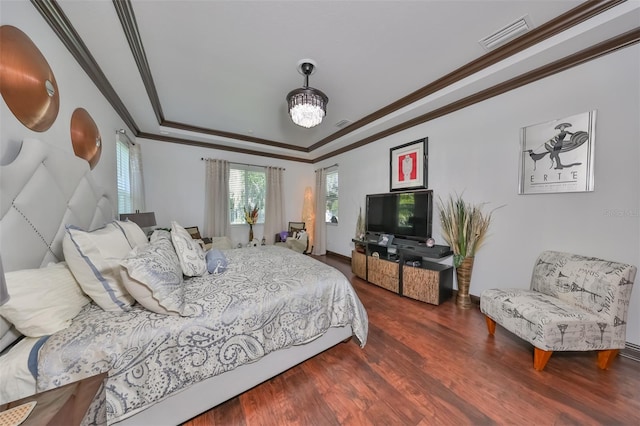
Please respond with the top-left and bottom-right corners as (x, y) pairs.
(244, 204), (259, 242)
(438, 194), (498, 309)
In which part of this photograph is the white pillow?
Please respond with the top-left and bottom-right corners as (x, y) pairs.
(0, 262), (91, 337)
(209, 236), (232, 250)
(114, 220), (149, 248)
(63, 223), (135, 311)
(0, 323), (22, 353)
(170, 221), (207, 277)
(0, 336), (42, 404)
(0, 315), (11, 339)
(121, 236), (185, 315)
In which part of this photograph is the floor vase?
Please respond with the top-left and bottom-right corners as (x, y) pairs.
(456, 256), (474, 309)
(248, 224), (254, 242)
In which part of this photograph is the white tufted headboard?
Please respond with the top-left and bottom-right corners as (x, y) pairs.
(0, 138), (113, 272)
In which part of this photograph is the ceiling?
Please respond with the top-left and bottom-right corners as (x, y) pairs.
(40, 1), (639, 161)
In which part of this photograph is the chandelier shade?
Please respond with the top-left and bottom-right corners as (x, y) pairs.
(286, 61), (328, 128)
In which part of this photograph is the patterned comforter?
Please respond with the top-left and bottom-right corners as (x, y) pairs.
(36, 246), (368, 424)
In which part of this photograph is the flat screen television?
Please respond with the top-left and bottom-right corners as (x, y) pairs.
(366, 190), (433, 243)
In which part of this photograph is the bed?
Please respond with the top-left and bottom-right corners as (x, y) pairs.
(0, 138), (368, 425)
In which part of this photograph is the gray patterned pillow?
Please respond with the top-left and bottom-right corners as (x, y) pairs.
(170, 221), (207, 277)
(120, 236), (186, 315)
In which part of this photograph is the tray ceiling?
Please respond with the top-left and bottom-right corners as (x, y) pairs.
(26, 1), (640, 161)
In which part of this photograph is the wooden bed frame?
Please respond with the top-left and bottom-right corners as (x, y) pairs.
(0, 139), (354, 424)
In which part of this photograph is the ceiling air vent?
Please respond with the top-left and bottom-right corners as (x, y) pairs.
(479, 15), (533, 51)
(335, 119), (352, 128)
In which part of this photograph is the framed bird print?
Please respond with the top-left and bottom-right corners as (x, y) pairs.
(518, 111), (596, 194)
(390, 138), (428, 191)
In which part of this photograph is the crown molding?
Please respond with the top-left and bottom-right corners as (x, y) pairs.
(309, 0), (627, 152)
(113, 0), (164, 125)
(138, 132), (313, 163)
(313, 27), (640, 163)
(31, 0), (139, 134)
(33, 0), (634, 164)
(160, 121), (307, 153)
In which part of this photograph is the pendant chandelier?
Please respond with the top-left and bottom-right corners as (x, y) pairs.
(286, 60), (328, 128)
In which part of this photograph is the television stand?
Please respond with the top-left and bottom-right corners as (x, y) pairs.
(351, 233), (454, 305)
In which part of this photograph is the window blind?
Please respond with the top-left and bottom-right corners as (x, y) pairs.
(229, 165), (266, 224)
(116, 139), (132, 215)
(325, 168), (339, 223)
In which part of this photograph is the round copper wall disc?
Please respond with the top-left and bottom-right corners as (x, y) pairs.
(0, 25), (60, 132)
(71, 108), (102, 169)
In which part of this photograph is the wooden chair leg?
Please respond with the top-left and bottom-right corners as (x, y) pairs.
(597, 349), (619, 369)
(484, 316), (496, 335)
(533, 348), (553, 371)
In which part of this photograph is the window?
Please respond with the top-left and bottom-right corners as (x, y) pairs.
(325, 168), (339, 223)
(229, 165), (266, 224)
(116, 138), (132, 215)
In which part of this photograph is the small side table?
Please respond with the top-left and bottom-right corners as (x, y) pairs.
(0, 372), (107, 426)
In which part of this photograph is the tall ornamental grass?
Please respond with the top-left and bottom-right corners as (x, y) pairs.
(438, 194), (497, 268)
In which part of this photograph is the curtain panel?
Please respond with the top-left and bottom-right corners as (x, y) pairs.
(204, 159), (231, 238)
(313, 168), (327, 255)
(129, 142), (146, 212)
(263, 167), (285, 244)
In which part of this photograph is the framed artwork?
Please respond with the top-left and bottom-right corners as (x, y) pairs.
(390, 138), (428, 191)
(519, 111), (596, 194)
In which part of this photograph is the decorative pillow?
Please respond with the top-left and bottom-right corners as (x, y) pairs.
(209, 236), (233, 250)
(285, 237), (307, 254)
(121, 237), (185, 315)
(150, 229), (171, 243)
(114, 219), (148, 248)
(0, 262), (91, 337)
(63, 223), (135, 311)
(206, 249), (228, 274)
(279, 231), (288, 242)
(295, 230), (309, 250)
(170, 221), (207, 277)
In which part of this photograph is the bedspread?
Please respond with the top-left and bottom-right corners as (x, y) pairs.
(36, 246), (367, 423)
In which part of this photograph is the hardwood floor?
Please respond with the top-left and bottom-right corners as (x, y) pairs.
(184, 255), (640, 425)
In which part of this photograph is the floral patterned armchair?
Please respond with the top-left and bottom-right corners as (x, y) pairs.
(480, 251), (636, 371)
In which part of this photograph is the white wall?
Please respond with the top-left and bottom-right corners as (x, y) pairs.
(0, 1), (130, 206)
(140, 139), (314, 247)
(2, 1), (638, 347)
(319, 45), (640, 345)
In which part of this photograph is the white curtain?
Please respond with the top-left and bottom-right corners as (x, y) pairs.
(263, 167), (285, 244)
(204, 159), (231, 237)
(302, 186), (315, 251)
(312, 168), (327, 255)
(129, 142), (146, 212)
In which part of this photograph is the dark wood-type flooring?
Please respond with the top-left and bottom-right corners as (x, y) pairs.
(184, 255), (640, 425)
